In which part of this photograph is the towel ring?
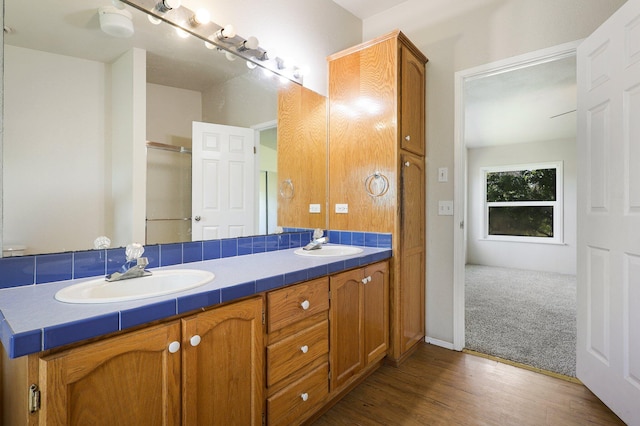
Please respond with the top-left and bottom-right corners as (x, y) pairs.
(364, 172), (389, 197)
(279, 179), (294, 199)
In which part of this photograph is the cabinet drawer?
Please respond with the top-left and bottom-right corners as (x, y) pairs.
(267, 277), (329, 332)
(267, 319), (328, 386)
(267, 363), (329, 426)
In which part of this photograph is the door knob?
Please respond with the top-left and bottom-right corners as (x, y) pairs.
(168, 341), (180, 353)
(190, 335), (201, 347)
(300, 300), (310, 310)
(194, 216), (201, 222)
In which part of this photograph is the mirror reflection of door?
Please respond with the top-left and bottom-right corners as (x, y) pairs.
(191, 121), (256, 240)
(258, 126), (278, 235)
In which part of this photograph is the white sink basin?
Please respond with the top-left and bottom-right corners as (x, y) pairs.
(55, 269), (215, 304)
(294, 245), (364, 257)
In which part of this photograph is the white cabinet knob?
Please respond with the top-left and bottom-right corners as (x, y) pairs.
(404, 161), (411, 167)
(361, 276), (372, 284)
(300, 345), (309, 354)
(405, 135), (411, 141)
(300, 393), (309, 402)
(190, 335), (201, 347)
(300, 300), (310, 310)
(168, 341), (180, 353)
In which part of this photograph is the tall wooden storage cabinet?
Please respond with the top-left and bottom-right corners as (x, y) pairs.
(328, 30), (427, 364)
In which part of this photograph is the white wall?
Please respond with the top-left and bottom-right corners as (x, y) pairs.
(467, 139), (577, 274)
(362, 0), (626, 344)
(147, 83), (202, 147)
(3, 45), (108, 254)
(203, 73), (278, 128)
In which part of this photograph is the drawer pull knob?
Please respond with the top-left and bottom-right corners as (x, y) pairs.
(190, 335), (201, 347)
(168, 341), (180, 353)
(301, 393), (309, 402)
(300, 345), (309, 354)
(300, 300), (310, 310)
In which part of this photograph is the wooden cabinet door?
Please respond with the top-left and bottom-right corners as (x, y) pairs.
(399, 152), (426, 354)
(329, 268), (364, 391)
(363, 261), (390, 364)
(400, 42), (426, 156)
(181, 297), (264, 426)
(38, 322), (181, 426)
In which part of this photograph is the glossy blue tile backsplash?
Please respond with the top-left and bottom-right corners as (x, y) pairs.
(0, 230), (392, 290)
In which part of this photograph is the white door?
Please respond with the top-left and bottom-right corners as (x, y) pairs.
(192, 121), (255, 240)
(577, 0), (640, 423)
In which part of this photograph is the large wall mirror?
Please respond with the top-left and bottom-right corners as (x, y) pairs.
(2, 0), (327, 256)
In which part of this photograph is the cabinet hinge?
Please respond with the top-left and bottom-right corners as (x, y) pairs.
(28, 384), (40, 413)
(328, 290), (331, 300)
(262, 412), (266, 426)
(262, 309), (265, 325)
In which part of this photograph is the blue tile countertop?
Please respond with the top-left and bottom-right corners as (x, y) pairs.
(0, 245), (391, 359)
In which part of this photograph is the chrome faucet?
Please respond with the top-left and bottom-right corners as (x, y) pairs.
(303, 236), (329, 251)
(106, 243), (152, 282)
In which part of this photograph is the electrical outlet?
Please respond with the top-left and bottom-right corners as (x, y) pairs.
(438, 201), (454, 216)
(309, 204), (321, 213)
(335, 203), (349, 214)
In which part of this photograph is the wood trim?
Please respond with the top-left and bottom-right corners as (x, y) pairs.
(327, 30), (428, 65)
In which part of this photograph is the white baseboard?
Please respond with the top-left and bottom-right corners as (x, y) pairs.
(425, 337), (456, 351)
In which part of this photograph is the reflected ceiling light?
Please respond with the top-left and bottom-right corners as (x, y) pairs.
(246, 60), (257, 70)
(204, 35), (217, 49)
(237, 36), (259, 52)
(225, 51), (237, 61)
(189, 8), (210, 26)
(215, 24), (236, 41)
(98, 6), (134, 38)
(175, 27), (189, 38)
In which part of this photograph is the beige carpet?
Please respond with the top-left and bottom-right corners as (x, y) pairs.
(465, 264), (576, 377)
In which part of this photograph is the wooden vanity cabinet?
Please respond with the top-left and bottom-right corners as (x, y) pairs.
(37, 321), (182, 425)
(328, 30), (427, 364)
(265, 277), (330, 426)
(181, 297), (264, 426)
(3, 297), (263, 426)
(329, 261), (389, 391)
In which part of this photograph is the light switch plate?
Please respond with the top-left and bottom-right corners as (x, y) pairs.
(438, 201), (454, 216)
(309, 204), (321, 213)
(438, 167), (448, 182)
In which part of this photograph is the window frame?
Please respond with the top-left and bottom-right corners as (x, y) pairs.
(481, 161), (564, 244)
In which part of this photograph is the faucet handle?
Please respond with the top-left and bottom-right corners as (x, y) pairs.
(125, 243), (145, 261)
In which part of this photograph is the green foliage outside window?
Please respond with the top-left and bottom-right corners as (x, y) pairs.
(486, 169), (556, 202)
(486, 168), (557, 238)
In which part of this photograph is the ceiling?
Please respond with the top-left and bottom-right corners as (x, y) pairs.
(331, 0), (408, 19)
(464, 55), (577, 148)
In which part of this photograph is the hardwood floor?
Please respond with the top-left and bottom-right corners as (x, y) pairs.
(312, 343), (624, 425)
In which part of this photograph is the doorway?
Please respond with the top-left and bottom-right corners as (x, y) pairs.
(452, 41), (581, 375)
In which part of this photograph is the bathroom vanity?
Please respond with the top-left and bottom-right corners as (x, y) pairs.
(0, 247), (390, 425)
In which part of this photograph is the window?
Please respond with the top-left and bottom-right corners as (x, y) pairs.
(482, 162), (563, 244)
